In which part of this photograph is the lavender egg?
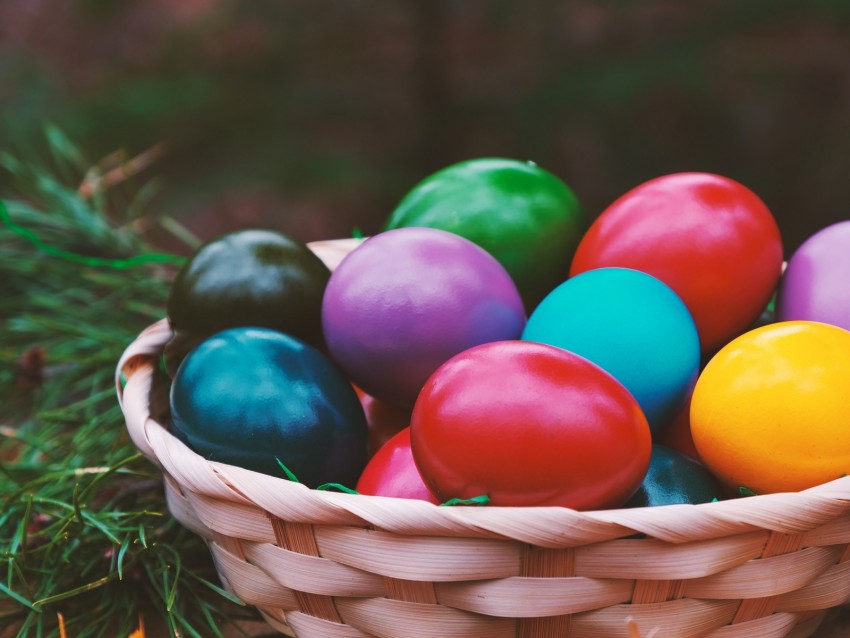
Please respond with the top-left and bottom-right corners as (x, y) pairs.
(322, 227), (526, 408)
(777, 221), (850, 330)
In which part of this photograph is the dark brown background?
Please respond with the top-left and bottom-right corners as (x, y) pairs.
(2, 0), (849, 257)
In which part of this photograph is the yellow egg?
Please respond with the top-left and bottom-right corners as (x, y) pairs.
(691, 321), (850, 494)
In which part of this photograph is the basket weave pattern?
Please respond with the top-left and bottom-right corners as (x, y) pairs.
(116, 239), (850, 638)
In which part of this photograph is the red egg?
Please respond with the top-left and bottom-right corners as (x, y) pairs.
(356, 427), (440, 504)
(656, 390), (701, 463)
(410, 340), (652, 510)
(571, 173), (783, 353)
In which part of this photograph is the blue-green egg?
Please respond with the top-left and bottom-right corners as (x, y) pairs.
(522, 267), (699, 435)
(169, 326), (369, 488)
(625, 444), (726, 507)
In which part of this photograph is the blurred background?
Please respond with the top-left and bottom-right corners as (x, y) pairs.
(2, 0), (849, 256)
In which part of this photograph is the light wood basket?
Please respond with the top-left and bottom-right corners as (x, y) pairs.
(115, 238), (850, 638)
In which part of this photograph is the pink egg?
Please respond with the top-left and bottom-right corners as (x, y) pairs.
(321, 227), (526, 408)
(777, 221), (850, 330)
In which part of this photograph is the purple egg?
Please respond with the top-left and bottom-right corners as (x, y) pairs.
(777, 221), (850, 330)
(322, 227), (526, 408)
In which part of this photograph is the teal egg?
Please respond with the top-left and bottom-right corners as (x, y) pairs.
(522, 267), (699, 435)
(626, 444), (725, 507)
(169, 326), (368, 488)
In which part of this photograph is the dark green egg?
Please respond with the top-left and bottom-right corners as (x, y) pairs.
(384, 157), (585, 311)
(165, 229), (330, 377)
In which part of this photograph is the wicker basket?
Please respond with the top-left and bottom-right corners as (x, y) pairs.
(115, 238), (850, 638)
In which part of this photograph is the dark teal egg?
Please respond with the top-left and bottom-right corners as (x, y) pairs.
(626, 443), (725, 507)
(169, 326), (368, 488)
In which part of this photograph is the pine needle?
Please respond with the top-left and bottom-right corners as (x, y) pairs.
(77, 143), (167, 200)
(1, 130), (262, 637)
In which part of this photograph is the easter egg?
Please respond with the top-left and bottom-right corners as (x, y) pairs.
(169, 327), (368, 488)
(691, 321), (850, 494)
(656, 390), (701, 462)
(322, 227), (526, 408)
(522, 267), (700, 435)
(570, 173), (784, 354)
(164, 229), (331, 377)
(777, 220), (850, 331)
(410, 340), (651, 510)
(355, 427), (440, 504)
(384, 157), (585, 311)
(625, 444), (725, 507)
(353, 386), (411, 457)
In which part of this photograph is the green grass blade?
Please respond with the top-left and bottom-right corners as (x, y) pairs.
(0, 581), (39, 611)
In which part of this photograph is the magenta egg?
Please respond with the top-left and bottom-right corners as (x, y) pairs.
(777, 221), (850, 331)
(322, 227), (526, 408)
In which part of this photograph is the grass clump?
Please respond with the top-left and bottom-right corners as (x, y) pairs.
(0, 128), (260, 637)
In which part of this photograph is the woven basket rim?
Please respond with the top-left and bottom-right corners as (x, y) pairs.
(115, 238), (850, 550)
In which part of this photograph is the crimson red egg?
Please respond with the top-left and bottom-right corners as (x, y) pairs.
(570, 173), (783, 354)
(356, 427), (440, 504)
(656, 391), (701, 463)
(410, 341), (652, 510)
